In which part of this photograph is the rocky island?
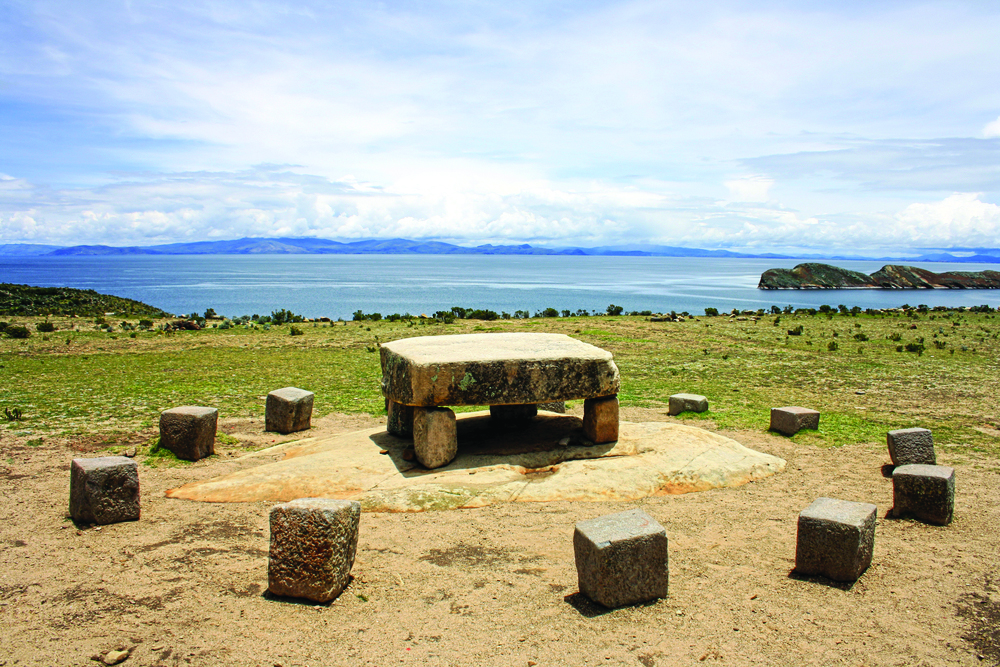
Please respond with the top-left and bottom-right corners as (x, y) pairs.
(759, 263), (1000, 290)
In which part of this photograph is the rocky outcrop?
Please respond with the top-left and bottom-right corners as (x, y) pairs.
(759, 263), (1000, 289)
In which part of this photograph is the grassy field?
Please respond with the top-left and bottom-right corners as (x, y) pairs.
(3, 309), (1000, 463)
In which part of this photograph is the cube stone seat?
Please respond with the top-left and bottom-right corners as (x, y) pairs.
(573, 508), (669, 608)
(892, 464), (955, 525)
(795, 497), (876, 583)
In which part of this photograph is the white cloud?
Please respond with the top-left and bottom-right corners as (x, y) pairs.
(724, 176), (773, 203)
(1, 2), (1000, 251)
(984, 116), (1000, 138)
(894, 193), (1000, 244)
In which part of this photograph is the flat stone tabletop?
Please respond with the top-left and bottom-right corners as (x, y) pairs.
(380, 332), (620, 407)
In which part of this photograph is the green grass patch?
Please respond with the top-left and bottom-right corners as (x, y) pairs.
(2, 309), (999, 456)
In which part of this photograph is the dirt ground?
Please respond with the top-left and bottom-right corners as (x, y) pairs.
(1, 407), (998, 667)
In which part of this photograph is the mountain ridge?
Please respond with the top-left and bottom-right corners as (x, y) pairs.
(3, 238), (1000, 262)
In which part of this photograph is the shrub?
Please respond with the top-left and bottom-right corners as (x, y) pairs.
(606, 304), (624, 316)
(704, 307), (719, 317)
(289, 326), (304, 336)
(933, 340), (946, 349)
(539, 307), (559, 318)
(36, 322), (56, 332)
(827, 340), (839, 351)
(787, 325), (803, 336)
(4, 325), (30, 339)
(0, 321), (7, 332)
(466, 309), (499, 321)
(138, 319), (154, 329)
(271, 308), (304, 325)
(853, 333), (869, 341)
(2, 407), (24, 421)
(887, 332), (902, 341)
(904, 342), (925, 355)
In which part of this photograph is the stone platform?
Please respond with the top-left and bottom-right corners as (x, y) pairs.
(166, 411), (786, 512)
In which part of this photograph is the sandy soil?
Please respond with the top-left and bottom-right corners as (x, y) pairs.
(1, 408), (998, 667)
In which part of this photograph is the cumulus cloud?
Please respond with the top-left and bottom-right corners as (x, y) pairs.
(985, 116), (1000, 138)
(724, 176), (773, 203)
(894, 193), (1000, 245)
(0, 166), (680, 247)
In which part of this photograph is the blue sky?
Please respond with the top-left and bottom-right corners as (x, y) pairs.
(1, 0), (999, 253)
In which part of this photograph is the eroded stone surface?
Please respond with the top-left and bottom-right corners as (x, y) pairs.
(167, 413), (787, 511)
(380, 333), (620, 406)
(413, 407), (458, 469)
(892, 464), (954, 525)
(159, 406), (218, 461)
(887, 428), (935, 466)
(574, 508), (669, 608)
(387, 401), (414, 437)
(70, 456), (140, 525)
(583, 395), (619, 443)
(770, 406), (820, 436)
(268, 498), (360, 603)
(795, 497), (876, 582)
(668, 393), (708, 416)
(266, 387), (314, 434)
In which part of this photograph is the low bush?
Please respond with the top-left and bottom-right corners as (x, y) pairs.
(289, 326), (304, 336)
(787, 325), (803, 336)
(36, 321), (56, 333)
(4, 325), (30, 339)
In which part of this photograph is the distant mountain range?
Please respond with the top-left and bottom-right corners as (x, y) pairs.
(1, 237), (1000, 263)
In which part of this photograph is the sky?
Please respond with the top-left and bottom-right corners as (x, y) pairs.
(1, 0), (999, 253)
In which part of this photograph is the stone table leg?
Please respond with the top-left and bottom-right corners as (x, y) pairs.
(387, 401), (414, 437)
(413, 407), (457, 468)
(583, 394), (619, 443)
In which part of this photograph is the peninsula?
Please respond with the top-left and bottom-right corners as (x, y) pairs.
(759, 263), (1000, 290)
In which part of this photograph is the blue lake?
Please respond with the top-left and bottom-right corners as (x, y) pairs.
(1, 255), (998, 319)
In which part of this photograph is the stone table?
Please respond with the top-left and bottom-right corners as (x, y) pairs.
(380, 332), (621, 468)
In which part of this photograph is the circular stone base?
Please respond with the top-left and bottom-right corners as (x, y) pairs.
(166, 411), (786, 511)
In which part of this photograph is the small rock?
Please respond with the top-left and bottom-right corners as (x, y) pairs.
(150, 645), (163, 651)
(123, 447), (136, 458)
(401, 448), (415, 462)
(379, 449), (388, 455)
(102, 649), (129, 665)
(558, 437), (571, 446)
(855, 390), (865, 395)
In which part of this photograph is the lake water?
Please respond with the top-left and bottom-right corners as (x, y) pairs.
(1, 255), (998, 319)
